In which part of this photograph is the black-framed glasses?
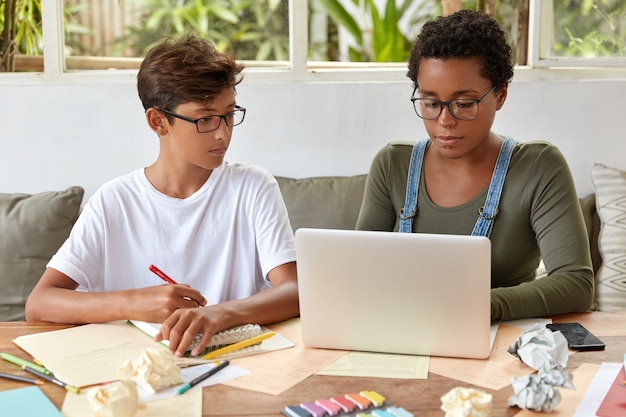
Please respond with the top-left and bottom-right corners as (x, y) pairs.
(158, 105), (246, 133)
(410, 86), (496, 121)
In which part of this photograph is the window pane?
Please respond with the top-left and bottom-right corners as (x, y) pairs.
(1, 0), (43, 72)
(63, 0), (290, 71)
(308, 0), (438, 63)
(308, 0), (528, 65)
(551, 0), (626, 58)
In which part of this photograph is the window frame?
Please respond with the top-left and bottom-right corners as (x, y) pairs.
(2, 0), (625, 86)
(528, 0), (626, 68)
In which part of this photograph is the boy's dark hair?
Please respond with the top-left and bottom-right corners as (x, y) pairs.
(407, 10), (513, 90)
(137, 33), (244, 114)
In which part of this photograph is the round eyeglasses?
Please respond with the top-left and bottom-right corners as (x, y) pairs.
(157, 106), (246, 133)
(410, 86), (496, 121)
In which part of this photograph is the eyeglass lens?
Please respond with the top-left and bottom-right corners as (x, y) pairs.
(414, 99), (479, 120)
(197, 109), (245, 133)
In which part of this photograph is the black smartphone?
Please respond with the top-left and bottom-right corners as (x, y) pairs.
(546, 322), (605, 351)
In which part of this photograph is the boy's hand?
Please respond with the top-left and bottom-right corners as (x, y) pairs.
(127, 284), (206, 323)
(156, 306), (223, 357)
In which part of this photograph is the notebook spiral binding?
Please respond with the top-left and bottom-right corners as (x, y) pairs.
(190, 324), (263, 352)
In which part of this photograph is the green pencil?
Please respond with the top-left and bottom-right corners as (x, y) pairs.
(0, 352), (51, 375)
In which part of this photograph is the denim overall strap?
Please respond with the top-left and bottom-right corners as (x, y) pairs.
(399, 139), (429, 233)
(471, 136), (517, 237)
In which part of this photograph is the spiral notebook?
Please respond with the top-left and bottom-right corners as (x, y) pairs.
(296, 228), (492, 359)
(128, 320), (263, 355)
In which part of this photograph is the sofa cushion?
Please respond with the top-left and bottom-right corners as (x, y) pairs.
(0, 186), (84, 321)
(591, 163), (626, 311)
(276, 175), (367, 232)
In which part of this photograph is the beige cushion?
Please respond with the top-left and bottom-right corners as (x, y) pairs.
(275, 175), (367, 232)
(0, 187), (83, 320)
(591, 163), (626, 311)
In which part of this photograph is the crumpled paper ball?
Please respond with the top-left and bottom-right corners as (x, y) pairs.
(87, 379), (145, 417)
(507, 324), (574, 412)
(440, 387), (493, 417)
(119, 347), (183, 393)
(507, 324), (569, 371)
(507, 364), (574, 412)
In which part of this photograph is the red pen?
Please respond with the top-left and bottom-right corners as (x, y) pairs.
(149, 264), (199, 303)
(149, 264), (178, 284)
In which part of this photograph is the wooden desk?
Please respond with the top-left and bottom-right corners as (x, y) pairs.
(1, 312), (624, 417)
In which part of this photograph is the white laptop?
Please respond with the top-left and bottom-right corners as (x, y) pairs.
(296, 228), (492, 359)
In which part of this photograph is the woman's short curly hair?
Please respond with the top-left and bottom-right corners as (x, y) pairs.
(407, 10), (513, 90)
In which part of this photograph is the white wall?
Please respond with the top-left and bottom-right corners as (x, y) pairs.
(1, 72), (625, 201)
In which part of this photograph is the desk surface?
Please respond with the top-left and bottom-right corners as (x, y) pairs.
(1, 311), (624, 417)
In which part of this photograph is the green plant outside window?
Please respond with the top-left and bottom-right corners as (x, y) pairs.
(1, 0), (624, 72)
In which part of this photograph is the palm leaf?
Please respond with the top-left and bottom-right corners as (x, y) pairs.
(317, 0), (363, 45)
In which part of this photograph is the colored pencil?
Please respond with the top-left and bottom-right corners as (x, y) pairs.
(201, 331), (275, 360)
(0, 371), (42, 385)
(176, 360), (230, 395)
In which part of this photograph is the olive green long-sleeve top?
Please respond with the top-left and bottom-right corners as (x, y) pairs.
(356, 140), (593, 321)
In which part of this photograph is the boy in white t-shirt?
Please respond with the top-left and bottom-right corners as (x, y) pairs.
(25, 33), (299, 357)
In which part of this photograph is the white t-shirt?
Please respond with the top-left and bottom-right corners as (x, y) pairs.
(48, 162), (296, 303)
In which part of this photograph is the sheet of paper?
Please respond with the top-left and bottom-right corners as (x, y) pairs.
(429, 324), (534, 390)
(62, 386), (202, 417)
(137, 362), (249, 402)
(220, 318), (348, 395)
(596, 364), (626, 417)
(572, 362), (622, 417)
(314, 323), (501, 379)
(0, 386), (63, 416)
(316, 351), (429, 379)
(511, 363), (599, 417)
(128, 321), (292, 361)
(12, 320), (287, 388)
(13, 321), (170, 387)
(490, 322), (499, 350)
(176, 331), (294, 365)
(313, 319), (547, 381)
(504, 318), (552, 331)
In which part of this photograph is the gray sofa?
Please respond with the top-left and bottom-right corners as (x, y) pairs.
(0, 186), (84, 321)
(0, 176), (603, 321)
(275, 175), (602, 274)
(276, 175), (604, 310)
